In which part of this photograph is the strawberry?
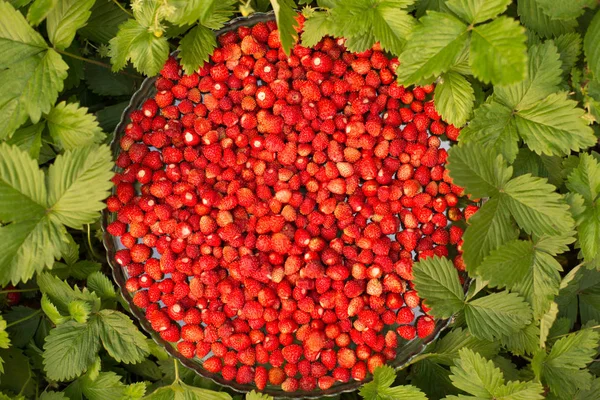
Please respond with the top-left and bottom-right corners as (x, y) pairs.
(396, 325), (416, 340)
(177, 341), (196, 358)
(416, 316), (435, 338)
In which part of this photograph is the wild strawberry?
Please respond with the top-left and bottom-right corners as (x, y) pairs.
(396, 325), (416, 340)
(416, 316), (435, 338)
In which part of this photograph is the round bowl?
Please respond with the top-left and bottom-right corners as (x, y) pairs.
(102, 12), (458, 398)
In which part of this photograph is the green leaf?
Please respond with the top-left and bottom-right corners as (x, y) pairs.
(462, 196), (519, 272)
(360, 365), (427, 400)
(246, 391), (273, 400)
(501, 321), (540, 356)
(459, 101), (519, 163)
(80, 371), (126, 400)
(533, 328), (600, 398)
(412, 256), (465, 318)
(87, 272), (116, 299)
(585, 10), (600, 86)
(518, 0), (578, 38)
(27, 0), (58, 26)
(469, 17), (527, 85)
(494, 42), (562, 110)
(434, 71), (474, 127)
(109, 19), (169, 76)
(537, 0), (596, 21)
(0, 1), (48, 68)
(540, 302), (559, 348)
(144, 380), (232, 400)
(0, 318), (9, 373)
(68, 300), (91, 324)
(4, 306), (42, 347)
(553, 33), (582, 74)
(450, 348), (544, 399)
(47, 145), (114, 229)
(567, 153), (600, 204)
(271, 0), (299, 56)
(0, 49), (68, 131)
(447, 141), (512, 198)
(78, 0), (128, 43)
(397, 11), (468, 85)
(428, 327), (500, 365)
(39, 392), (68, 400)
(6, 122), (45, 161)
(514, 93), (596, 157)
(0, 347), (35, 397)
(572, 204), (600, 264)
(46, 0), (95, 49)
(0, 143), (47, 222)
(167, 0), (237, 29)
(371, 3), (416, 56)
(301, 11), (334, 48)
(37, 272), (100, 314)
(123, 382), (146, 400)
(85, 62), (138, 96)
(0, 217), (66, 286)
(465, 291), (532, 340)
(41, 293), (69, 325)
(502, 174), (574, 236)
(512, 147), (566, 188)
(409, 359), (458, 399)
(178, 25), (217, 75)
(478, 240), (535, 288)
(98, 310), (149, 364)
(514, 248), (563, 318)
(46, 102), (105, 151)
(43, 319), (101, 381)
(446, 0), (511, 24)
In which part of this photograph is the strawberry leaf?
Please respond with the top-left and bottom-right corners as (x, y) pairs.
(271, 0), (299, 56)
(459, 101), (520, 163)
(514, 93), (596, 157)
(0, 1), (48, 68)
(301, 11), (334, 48)
(465, 291), (532, 340)
(412, 256), (465, 318)
(450, 348), (544, 399)
(537, 0), (596, 21)
(502, 174), (574, 236)
(397, 11), (468, 85)
(47, 145), (114, 229)
(532, 328), (600, 398)
(360, 365), (427, 400)
(461, 196), (519, 272)
(434, 71), (474, 127)
(447, 141), (513, 198)
(109, 19), (169, 76)
(46, 0), (95, 50)
(178, 25), (217, 75)
(517, 0), (578, 38)
(494, 42), (563, 110)
(97, 310), (149, 364)
(553, 33), (582, 74)
(43, 319), (101, 382)
(446, 0), (511, 24)
(144, 380), (232, 399)
(469, 17), (527, 85)
(27, 0), (57, 26)
(46, 102), (105, 151)
(584, 10), (600, 82)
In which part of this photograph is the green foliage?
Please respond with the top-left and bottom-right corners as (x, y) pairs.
(0, 1), (599, 400)
(359, 365), (427, 400)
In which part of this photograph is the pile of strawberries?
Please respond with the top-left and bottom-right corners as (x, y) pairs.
(106, 17), (474, 393)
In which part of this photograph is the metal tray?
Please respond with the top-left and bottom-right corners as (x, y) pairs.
(101, 12), (456, 398)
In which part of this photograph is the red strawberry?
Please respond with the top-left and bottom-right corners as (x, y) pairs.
(416, 316), (435, 338)
(396, 325), (416, 340)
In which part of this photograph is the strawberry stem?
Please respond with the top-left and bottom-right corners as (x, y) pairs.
(6, 309), (42, 328)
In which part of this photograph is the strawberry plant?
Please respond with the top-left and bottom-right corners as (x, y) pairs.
(0, 0), (599, 399)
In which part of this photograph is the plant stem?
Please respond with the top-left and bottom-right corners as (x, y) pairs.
(6, 309), (42, 328)
(53, 48), (141, 79)
(112, 0), (133, 16)
(87, 224), (99, 260)
(173, 358), (180, 382)
(0, 288), (39, 294)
